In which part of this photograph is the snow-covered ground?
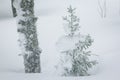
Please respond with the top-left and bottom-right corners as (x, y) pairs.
(0, 0), (120, 80)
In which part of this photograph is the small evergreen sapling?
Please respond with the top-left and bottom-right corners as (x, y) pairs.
(59, 6), (97, 76)
(63, 5), (80, 37)
(62, 35), (97, 76)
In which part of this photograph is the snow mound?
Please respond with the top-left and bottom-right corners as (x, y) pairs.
(56, 34), (88, 52)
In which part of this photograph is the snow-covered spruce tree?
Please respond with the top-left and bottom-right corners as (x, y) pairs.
(58, 6), (97, 76)
(61, 35), (97, 76)
(63, 5), (80, 37)
(13, 0), (42, 73)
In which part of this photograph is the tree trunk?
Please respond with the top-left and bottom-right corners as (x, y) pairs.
(11, 0), (17, 17)
(14, 0), (41, 73)
(98, 0), (106, 18)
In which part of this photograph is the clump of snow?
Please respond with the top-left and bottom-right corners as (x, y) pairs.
(56, 34), (89, 52)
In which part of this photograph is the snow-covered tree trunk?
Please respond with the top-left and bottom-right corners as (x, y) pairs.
(13, 0), (41, 73)
(11, 0), (17, 17)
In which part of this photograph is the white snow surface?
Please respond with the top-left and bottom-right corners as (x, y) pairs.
(0, 0), (120, 80)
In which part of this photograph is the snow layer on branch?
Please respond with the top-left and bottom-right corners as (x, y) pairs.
(56, 34), (88, 52)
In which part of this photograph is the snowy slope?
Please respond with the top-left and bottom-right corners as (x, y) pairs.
(0, 0), (120, 80)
